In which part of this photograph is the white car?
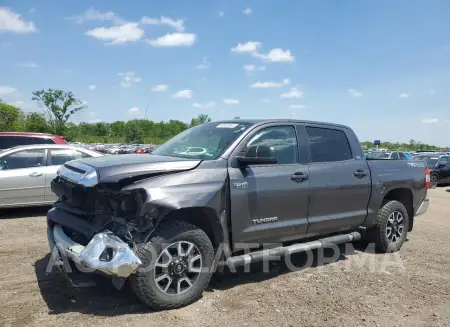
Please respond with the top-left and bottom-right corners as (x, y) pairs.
(0, 144), (102, 208)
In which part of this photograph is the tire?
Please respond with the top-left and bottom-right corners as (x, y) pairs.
(129, 220), (214, 310)
(367, 200), (409, 253)
(430, 173), (439, 189)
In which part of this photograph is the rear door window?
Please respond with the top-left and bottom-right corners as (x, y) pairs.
(0, 136), (35, 149)
(34, 137), (57, 144)
(305, 127), (352, 163)
(48, 148), (91, 166)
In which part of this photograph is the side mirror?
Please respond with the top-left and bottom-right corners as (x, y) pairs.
(438, 163), (446, 168)
(236, 145), (278, 166)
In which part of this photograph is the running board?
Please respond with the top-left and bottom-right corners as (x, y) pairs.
(224, 231), (362, 267)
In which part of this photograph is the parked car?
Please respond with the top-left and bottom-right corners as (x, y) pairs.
(0, 132), (67, 149)
(366, 151), (409, 160)
(0, 144), (102, 208)
(412, 154), (450, 187)
(48, 119), (429, 310)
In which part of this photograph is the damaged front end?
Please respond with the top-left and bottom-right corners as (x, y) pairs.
(47, 161), (165, 281)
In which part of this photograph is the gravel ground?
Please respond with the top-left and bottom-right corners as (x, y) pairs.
(1, 188), (450, 327)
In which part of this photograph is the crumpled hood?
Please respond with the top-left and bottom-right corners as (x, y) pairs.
(62, 154), (201, 184)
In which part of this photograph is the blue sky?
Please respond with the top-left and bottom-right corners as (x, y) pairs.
(1, 0), (450, 146)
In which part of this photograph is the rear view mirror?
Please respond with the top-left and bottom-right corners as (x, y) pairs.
(236, 145), (278, 166)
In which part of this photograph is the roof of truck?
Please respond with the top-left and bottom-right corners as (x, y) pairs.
(211, 119), (351, 129)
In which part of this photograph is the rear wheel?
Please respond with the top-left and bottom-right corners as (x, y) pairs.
(367, 200), (409, 253)
(130, 221), (214, 310)
(430, 173), (439, 189)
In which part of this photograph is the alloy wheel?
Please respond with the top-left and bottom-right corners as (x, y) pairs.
(153, 241), (202, 295)
(386, 211), (405, 244)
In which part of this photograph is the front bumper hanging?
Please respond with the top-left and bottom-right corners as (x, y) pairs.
(48, 224), (142, 278)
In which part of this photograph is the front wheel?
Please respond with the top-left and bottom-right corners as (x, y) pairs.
(129, 220), (214, 310)
(367, 200), (409, 253)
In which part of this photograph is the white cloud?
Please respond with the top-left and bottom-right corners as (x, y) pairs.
(348, 88), (363, 97)
(70, 8), (124, 25)
(398, 92), (411, 99)
(140, 16), (185, 32)
(81, 100), (88, 106)
(128, 106), (141, 115)
(231, 41), (261, 53)
(261, 98), (271, 103)
(152, 84), (168, 92)
(172, 89), (193, 99)
(196, 57), (211, 69)
(88, 111), (97, 117)
(250, 79), (290, 88)
(86, 23), (144, 44)
(0, 85), (17, 97)
(243, 8), (252, 15)
(13, 100), (24, 105)
(421, 118), (438, 124)
(280, 87), (304, 99)
(223, 98), (240, 105)
(146, 33), (196, 47)
(118, 71), (141, 87)
(16, 62), (39, 68)
(231, 41), (295, 63)
(88, 84), (97, 91)
(255, 48), (295, 62)
(243, 64), (266, 72)
(290, 104), (307, 109)
(193, 101), (215, 109)
(0, 7), (37, 33)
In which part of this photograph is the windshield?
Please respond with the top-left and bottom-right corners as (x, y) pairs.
(152, 122), (253, 160)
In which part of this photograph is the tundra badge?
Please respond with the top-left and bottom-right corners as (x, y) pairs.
(252, 217), (278, 225)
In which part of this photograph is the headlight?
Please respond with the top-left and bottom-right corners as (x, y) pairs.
(79, 169), (98, 187)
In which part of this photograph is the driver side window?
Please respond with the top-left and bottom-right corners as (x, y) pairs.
(1, 149), (46, 170)
(439, 157), (449, 166)
(244, 126), (298, 164)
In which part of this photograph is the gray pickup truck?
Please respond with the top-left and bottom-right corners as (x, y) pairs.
(47, 119), (430, 310)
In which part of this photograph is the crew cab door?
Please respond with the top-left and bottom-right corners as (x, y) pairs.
(303, 124), (371, 235)
(228, 124), (310, 245)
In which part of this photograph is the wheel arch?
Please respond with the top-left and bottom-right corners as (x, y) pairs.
(160, 207), (224, 249)
(382, 188), (414, 232)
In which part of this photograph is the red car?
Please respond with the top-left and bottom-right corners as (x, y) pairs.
(0, 132), (67, 149)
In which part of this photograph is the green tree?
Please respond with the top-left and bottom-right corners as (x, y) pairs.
(24, 112), (48, 133)
(190, 114), (212, 127)
(32, 88), (86, 135)
(0, 102), (22, 131)
(124, 120), (143, 143)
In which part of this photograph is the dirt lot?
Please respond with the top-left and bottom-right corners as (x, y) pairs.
(1, 188), (450, 327)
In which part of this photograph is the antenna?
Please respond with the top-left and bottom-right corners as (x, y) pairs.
(144, 103), (148, 120)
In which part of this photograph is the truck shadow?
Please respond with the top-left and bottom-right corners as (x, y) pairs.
(34, 241), (373, 316)
(34, 255), (149, 316)
(208, 241), (366, 291)
(0, 206), (51, 220)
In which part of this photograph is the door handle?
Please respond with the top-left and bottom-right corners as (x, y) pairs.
(353, 170), (367, 178)
(29, 172), (43, 177)
(291, 172), (308, 182)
